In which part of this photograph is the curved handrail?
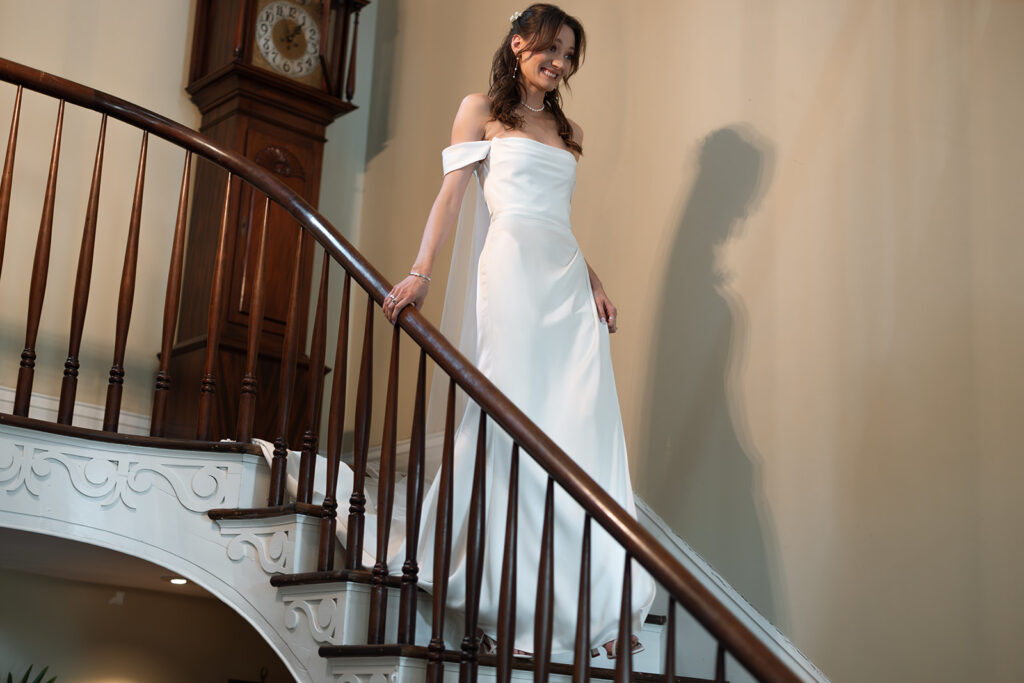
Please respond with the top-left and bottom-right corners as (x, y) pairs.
(0, 57), (800, 682)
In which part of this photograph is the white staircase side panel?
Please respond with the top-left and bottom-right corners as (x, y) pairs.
(0, 422), (329, 682)
(0, 414), (822, 683)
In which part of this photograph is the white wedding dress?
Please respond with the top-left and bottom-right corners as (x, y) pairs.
(262, 134), (654, 654)
(411, 135), (655, 653)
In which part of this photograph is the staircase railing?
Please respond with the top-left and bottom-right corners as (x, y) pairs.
(0, 57), (801, 683)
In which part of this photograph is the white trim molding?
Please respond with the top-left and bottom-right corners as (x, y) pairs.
(0, 385), (151, 435)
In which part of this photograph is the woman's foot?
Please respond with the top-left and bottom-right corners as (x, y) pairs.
(478, 632), (497, 655)
(591, 634), (644, 660)
(477, 631), (531, 659)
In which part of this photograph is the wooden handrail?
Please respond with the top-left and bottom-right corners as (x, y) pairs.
(0, 57), (800, 682)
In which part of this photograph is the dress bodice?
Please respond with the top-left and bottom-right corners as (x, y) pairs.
(442, 136), (577, 227)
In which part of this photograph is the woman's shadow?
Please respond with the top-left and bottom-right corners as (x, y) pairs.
(640, 125), (783, 625)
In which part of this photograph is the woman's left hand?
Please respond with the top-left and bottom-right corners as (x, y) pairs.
(593, 288), (618, 333)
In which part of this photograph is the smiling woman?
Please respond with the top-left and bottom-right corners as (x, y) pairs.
(379, 2), (655, 660)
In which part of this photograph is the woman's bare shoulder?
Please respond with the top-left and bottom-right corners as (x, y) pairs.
(451, 93), (493, 144)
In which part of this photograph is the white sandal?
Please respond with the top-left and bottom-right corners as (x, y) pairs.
(591, 634), (645, 660)
(478, 631), (532, 659)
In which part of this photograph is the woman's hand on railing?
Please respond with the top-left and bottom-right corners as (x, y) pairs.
(384, 274), (429, 323)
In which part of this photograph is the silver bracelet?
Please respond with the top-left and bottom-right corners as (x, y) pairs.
(409, 271), (431, 283)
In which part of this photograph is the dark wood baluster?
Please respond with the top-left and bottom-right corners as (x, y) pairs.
(664, 597), (677, 683)
(318, 272), (351, 571)
(13, 100), (64, 417)
(497, 444), (520, 683)
(368, 324), (400, 644)
(102, 131), (148, 432)
(0, 85), (23, 286)
(57, 114), (107, 424)
(614, 555), (633, 683)
(426, 379), (456, 683)
(151, 151), (192, 436)
(345, 292), (374, 569)
(297, 251), (330, 502)
(460, 410), (488, 683)
(715, 642), (726, 683)
(571, 514), (592, 683)
(534, 477), (556, 683)
(196, 172), (234, 440)
(398, 348), (427, 644)
(234, 195), (271, 443)
(267, 230), (309, 505)
(345, 7), (361, 101)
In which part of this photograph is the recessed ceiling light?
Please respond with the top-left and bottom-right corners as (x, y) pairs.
(161, 575), (188, 585)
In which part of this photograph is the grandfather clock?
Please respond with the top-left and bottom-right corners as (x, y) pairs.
(163, 0), (369, 441)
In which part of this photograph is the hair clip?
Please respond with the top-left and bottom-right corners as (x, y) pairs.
(510, 11), (522, 23)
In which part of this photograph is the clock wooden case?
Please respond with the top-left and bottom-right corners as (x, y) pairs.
(163, 0), (369, 442)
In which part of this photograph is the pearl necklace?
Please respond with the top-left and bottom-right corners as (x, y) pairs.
(521, 100), (545, 112)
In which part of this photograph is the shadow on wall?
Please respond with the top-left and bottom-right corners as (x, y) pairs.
(366, 0), (398, 161)
(640, 125), (782, 625)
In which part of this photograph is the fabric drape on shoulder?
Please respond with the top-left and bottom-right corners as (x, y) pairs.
(424, 141), (492, 479)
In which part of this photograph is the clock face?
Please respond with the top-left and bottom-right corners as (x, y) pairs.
(255, 0), (321, 80)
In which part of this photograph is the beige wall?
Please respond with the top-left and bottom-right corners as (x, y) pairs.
(0, 569), (291, 682)
(356, 1), (1024, 681)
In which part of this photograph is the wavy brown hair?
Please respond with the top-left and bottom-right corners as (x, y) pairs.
(488, 4), (586, 155)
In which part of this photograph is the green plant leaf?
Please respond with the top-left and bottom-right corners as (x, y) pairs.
(18, 665), (31, 683)
(31, 667), (50, 683)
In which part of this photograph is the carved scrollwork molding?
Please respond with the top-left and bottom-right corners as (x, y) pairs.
(335, 672), (395, 683)
(223, 528), (293, 574)
(284, 595), (344, 645)
(328, 655), (409, 683)
(0, 438), (235, 511)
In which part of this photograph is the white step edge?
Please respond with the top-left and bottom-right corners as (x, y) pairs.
(0, 385), (151, 435)
(635, 499), (830, 683)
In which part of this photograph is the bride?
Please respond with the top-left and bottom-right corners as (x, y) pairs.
(382, 3), (654, 658)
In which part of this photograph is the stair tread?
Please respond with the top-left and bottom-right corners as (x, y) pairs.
(317, 644), (715, 682)
(270, 568), (403, 589)
(270, 575), (671, 620)
(0, 412), (261, 455)
(208, 501), (322, 520)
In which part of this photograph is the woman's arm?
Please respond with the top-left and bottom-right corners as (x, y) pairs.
(384, 94), (491, 323)
(586, 261), (619, 333)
